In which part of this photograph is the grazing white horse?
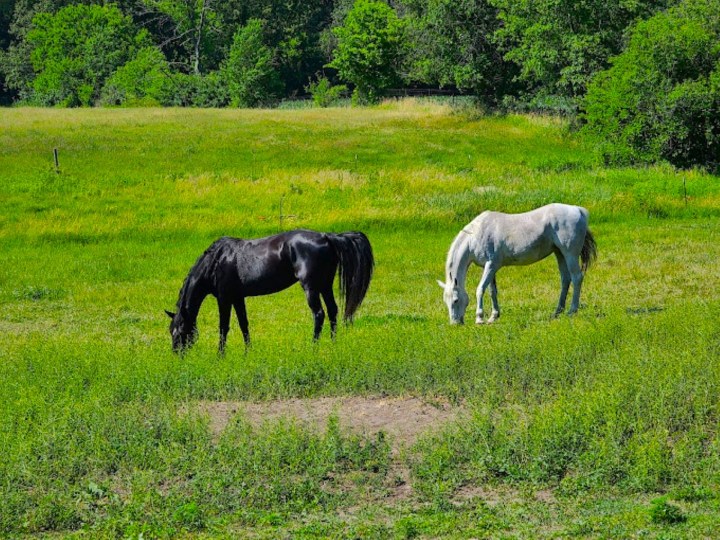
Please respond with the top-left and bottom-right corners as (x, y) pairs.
(438, 203), (597, 324)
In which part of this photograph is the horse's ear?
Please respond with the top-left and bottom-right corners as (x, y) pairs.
(437, 280), (446, 289)
(165, 310), (175, 319)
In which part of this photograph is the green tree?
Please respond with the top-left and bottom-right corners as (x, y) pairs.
(328, 0), (405, 103)
(138, 0), (223, 75)
(0, 0), (17, 103)
(242, 0), (337, 96)
(1, 0), (76, 102)
(221, 19), (281, 107)
(27, 4), (147, 106)
(582, 0), (720, 170)
(491, 0), (672, 99)
(402, 0), (517, 106)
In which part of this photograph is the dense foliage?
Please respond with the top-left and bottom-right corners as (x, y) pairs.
(583, 0), (720, 171)
(27, 4), (146, 106)
(402, 0), (517, 106)
(222, 19), (281, 107)
(490, 0), (672, 99)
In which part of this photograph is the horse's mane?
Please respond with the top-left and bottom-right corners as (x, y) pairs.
(445, 226), (474, 278)
(176, 238), (231, 312)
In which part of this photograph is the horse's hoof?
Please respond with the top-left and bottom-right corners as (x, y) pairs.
(475, 318), (485, 325)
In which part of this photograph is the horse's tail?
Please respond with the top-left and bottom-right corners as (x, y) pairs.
(581, 228), (597, 273)
(326, 232), (375, 322)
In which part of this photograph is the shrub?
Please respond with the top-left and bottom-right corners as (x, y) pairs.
(160, 72), (229, 108)
(582, 0), (720, 171)
(305, 75), (347, 107)
(100, 47), (170, 107)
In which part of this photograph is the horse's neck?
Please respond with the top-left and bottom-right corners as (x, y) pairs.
(447, 234), (474, 288)
(178, 273), (211, 321)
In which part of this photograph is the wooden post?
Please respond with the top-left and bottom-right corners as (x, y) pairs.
(53, 148), (59, 173)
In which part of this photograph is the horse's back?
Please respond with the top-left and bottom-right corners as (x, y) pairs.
(219, 233), (299, 296)
(466, 204), (590, 264)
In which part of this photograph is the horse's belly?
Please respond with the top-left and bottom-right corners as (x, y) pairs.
(242, 273), (297, 296)
(503, 244), (553, 266)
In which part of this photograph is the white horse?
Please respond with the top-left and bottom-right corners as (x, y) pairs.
(438, 203), (597, 324)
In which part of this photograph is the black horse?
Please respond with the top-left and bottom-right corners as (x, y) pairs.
(166, 230), (374, 353)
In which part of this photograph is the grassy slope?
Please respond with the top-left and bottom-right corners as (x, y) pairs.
(1, 103), (720, 538)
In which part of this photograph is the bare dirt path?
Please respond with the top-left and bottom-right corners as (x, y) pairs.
(193, 396), (462, 449)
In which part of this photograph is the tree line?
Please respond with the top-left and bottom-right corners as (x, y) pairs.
(0, 0), (718, 170)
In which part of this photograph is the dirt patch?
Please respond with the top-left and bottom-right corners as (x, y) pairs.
(193, 396), (462, 449)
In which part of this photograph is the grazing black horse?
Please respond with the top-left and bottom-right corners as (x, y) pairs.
(166, 230), (374, 353)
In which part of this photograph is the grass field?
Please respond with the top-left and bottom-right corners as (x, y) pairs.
(2, 101), (720, 538)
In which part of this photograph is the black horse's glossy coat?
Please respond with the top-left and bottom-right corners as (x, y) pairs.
(167, 230), (374, 353)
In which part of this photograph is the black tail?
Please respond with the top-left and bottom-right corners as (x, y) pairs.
(327, 232), (374, 322)
(581, 229), (597, 272)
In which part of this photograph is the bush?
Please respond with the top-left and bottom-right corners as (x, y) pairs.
(100, 47), (171, 107)
(582, 0), (720, 171)
(305, 75), (347, 107)
(160, 72), (229, 108)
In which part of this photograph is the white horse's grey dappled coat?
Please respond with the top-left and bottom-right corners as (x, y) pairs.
(438, 203), (597, 324)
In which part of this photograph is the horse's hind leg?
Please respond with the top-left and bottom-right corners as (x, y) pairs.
(321, 288), (339, 339)
(233, 298), (250, 348)
(303, 287), (326, 341)
(565, 255), (584, 315)
(553, 251), (571, 317)
(218, 299), (232, 355)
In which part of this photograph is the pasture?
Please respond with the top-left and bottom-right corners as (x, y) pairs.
(1, 102), (720, 538)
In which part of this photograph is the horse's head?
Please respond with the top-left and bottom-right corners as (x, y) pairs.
(165, 309), (198, 353)
(437, 275), (468, 325)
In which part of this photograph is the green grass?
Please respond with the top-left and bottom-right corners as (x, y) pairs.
(2, 101), (720, 538)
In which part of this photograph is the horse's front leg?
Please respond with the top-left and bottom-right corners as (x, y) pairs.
(218, 298), (232, 355)
(304, 288), (325, 341)
(234, 298), (250, 349)
(476, 263), (499, 324)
